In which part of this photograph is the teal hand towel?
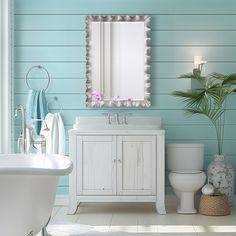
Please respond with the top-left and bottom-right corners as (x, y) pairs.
(26, 89), (47, 135)
(26, 89), (37, 124)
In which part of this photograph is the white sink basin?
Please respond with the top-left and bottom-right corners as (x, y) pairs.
(73, 116), (162, 130)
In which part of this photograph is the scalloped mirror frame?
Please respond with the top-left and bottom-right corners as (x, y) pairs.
(85, 15), (151, 108)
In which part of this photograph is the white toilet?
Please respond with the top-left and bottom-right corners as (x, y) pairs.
(167, 144), (206, 214)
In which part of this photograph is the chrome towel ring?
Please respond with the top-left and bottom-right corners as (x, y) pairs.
(26, 65), (51, 91)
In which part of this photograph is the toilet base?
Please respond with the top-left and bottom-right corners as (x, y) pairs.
(177, 191), (197, 214)
(177, 207), (197, 214)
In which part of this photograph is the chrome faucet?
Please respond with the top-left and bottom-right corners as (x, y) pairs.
(102, 113), (112, 125)
(15, 104), (48, 154)
(123, 113), (132, 125)
(15, 104), (27, 153)
(115, 113), (122, 125)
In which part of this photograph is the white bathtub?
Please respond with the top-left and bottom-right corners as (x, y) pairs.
(0, 153), (73, 236)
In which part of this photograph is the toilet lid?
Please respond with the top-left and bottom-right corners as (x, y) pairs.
(172, 170), (203, 174)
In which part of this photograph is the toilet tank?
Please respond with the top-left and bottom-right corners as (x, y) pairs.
(167, 143), (204, 171)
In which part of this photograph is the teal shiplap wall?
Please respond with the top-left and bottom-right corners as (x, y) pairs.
(14, 0), (236, 194)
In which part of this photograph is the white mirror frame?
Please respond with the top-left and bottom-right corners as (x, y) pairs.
(85, 15), (151, 108)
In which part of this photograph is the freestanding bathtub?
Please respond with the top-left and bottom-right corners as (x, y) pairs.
(0, 153), (73, 236)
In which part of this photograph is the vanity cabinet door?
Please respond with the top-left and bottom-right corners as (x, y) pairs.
(77, 136), (116, 195)
(117, 136), (156, 195)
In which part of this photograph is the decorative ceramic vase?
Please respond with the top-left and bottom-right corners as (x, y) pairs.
(207, 154), (234, 206)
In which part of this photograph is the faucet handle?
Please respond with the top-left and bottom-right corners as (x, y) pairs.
(115, 113), (120, 125)
(101, 113), (112, 124)
(123, 113), (132, 125)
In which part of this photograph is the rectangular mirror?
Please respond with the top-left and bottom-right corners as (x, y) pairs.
(86, 15), (151, 107)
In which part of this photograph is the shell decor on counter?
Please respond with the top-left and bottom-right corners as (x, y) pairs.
(207, 154), (234, 206)
(201, 183), (215, 195)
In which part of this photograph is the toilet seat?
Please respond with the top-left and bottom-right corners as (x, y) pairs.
(171, 170), (203, 174)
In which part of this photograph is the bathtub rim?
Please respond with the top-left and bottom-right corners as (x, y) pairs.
(0, 153), (73, 175)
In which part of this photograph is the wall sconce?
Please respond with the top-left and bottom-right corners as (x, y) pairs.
(194, 56), (206, 72)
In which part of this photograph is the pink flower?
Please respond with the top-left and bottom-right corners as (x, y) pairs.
(92, 90), (102, 101)
(112, 95), (121, 101)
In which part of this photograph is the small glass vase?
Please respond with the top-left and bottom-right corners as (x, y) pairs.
(207, 154), (234, 206)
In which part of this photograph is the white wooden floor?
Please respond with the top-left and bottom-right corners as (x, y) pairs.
(41, 201), (236, 236)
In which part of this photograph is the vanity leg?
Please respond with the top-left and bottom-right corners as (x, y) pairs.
(156, 199), (166, 215)
(156, 134), (166, 215)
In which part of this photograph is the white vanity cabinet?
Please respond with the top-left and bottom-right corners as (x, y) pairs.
(77, 136), (116, 196)
(68, 129), (166, 215)
(117, 136), (156, 196)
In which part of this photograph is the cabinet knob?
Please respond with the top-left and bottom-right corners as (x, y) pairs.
(102, 188), (105, 190)
(113, 159), (116, 163)
(118, 159), (122, 163)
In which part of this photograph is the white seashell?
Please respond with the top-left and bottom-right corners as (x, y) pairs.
(201, 184), (215, 195)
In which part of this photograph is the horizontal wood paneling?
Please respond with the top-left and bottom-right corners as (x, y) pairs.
(14, 0), (236, 193)
(14, 31), (86, 46)
(14, 109), (236, 127)
(13, 138), (236, 160)
(14, 78), (85, 94)
(151, 47), (236, 62)
(14, 15), (236, 31)
(14, 46), (86, 62)
(13, 124), (236, 143)
(13, 46), (236, 63)
(14, 78), (190, 94)
(14, 62), (236, 78)
(14, 62), (86, 77)
(14, 94), (236, 110)
(164, 125), (236, 140)
(14, 15), (86, 30)
(14, 31), (236, 47)
(12, 46), (236, 65)
(14, 0), (236, 15)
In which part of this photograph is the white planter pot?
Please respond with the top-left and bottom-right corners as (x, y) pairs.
(207, 154), (234, 206)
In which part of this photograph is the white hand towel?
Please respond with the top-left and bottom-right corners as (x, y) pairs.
(51, 114), (59, 154)
(55, 112), (65, 155)
(40, 113), (57, 154)
(40, 112), (65, 155)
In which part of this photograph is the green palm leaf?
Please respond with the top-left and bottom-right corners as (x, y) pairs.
(173, 70), (236, 155)
(212, 73), (236, 84)
(179, 71), (206, 82)
(173, 89), (207, 108)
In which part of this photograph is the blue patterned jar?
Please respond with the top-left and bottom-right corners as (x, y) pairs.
(207, 154), (234, 206)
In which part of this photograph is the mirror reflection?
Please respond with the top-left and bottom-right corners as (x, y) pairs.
(86, 16), (151, 107)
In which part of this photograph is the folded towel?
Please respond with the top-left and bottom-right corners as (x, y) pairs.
(40, 112), (65, 155)
(26, 89), (47, 135)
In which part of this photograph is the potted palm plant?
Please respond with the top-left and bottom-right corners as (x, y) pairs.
(173, 68), (236, 205)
